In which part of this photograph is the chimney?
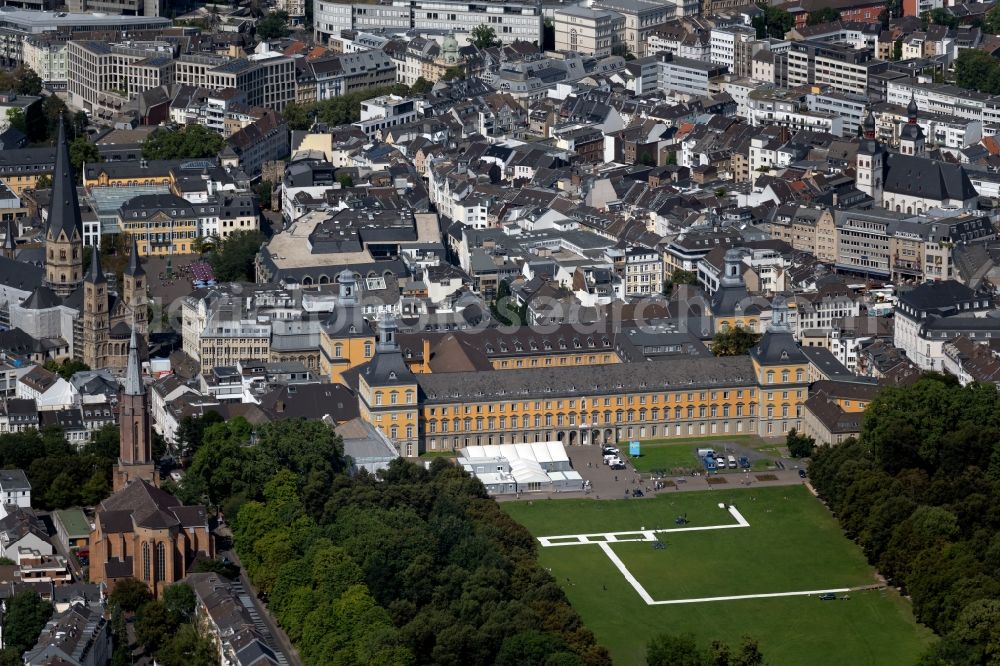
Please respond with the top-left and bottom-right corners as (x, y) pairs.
(276, 400), (285, 413)
(422, 338), (430, 367)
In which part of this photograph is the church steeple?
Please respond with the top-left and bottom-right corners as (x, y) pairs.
(114, 325), (154, 491)
(121, 235), (148, 338)
(2, 219), (16, 260)
(124, 327), (143, 397)
(85, 244), (105, 285)
(900, 95), (925, 157)
(44, 117), (83, 297)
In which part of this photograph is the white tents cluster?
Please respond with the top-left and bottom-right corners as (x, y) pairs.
(457, 441), (583, 495)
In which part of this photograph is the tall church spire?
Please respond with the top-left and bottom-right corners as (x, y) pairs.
(2, 219), (16, 260)
(124, 326), (143, 396)
(125, 235), (144, 277)
(84, 244), (105, 284)
(48, 117), (82, 242)
(44, 117), (83, 297)
(114, 322), (153, 491)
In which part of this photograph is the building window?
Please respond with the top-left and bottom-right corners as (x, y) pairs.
(142, 542), (150, 581)
(156, 542), (166, 582)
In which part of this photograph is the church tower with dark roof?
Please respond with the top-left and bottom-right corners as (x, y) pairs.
(856, 108), (884, 204)
(114, 328), (155, 492)
(44, 119), (83, 298)
(82, 245), (108, 369)
(899, 95), (925, 158)
(121, 235), (148, 337)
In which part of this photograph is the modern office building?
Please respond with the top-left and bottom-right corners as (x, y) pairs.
(315, 0), (543, 46)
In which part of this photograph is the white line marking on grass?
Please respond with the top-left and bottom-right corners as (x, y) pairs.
(598, 542), (656, 604)
(647, 588), (852, 605)
(539, 505), (850, 605)
(538, 505), (749, 547)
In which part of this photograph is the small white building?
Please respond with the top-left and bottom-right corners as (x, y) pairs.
(0, 469), (31, 509)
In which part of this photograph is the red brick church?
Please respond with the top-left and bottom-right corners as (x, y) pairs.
(89, 331), (214, 597)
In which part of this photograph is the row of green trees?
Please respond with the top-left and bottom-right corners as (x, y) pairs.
(809, 374), (1000, 664)
(178, 417), (610, 665)
(0, 425), (119, 510)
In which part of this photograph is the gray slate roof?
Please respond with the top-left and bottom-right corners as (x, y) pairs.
(417, 356), (756, 403)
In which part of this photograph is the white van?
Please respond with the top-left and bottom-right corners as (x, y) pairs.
(727, 455), (737, 469)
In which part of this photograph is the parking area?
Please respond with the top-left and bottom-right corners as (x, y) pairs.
(494, 443), (810, 503)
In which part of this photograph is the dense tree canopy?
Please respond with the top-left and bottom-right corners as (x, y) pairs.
(0, 65), (42, 96)
(807, 7), (840, 24)
(142, 124), (226, 160)
(207, 229), (266, 282)
(133, 584), (216, 665)
(470, 24), (501, 48)
(809, 374), (1000, 662)
(752, 6), (794, 39)
(69, 137), (101, 183)
(282, 84), (414, 131)
(0, 425), (114, 509)
(646, 633), (764, 666)
(42, 358), (90, 380)
(954, 49), (1000, 94)
(256, 10), (289, 39)
(711, 327), (761, 357)
(921, 7), (958, 29)
(0, 591), (52, 664)
(179, 419), (610, 666)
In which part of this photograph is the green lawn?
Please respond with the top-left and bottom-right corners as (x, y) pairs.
(503, 487), (933, 666)
(418, 450), (457, 459)
(626, 435), (762, 473)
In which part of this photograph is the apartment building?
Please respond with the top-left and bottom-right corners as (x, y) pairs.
(805, 90), (867, 136)
(554, 6), (625, 57)
(592, 0), (675, 57)
(68, 42), (296, 115)
(66, 41), (175, 116)
(21, 35), (67, 90)
(657, 52), (727, 97)
(787, 39), (887, 96)
(278, 0), (307, 23)
(204, 51), (296, 111)
(311, 50), (396, 100)
(315, 0), (543, 46)
(748, 88), (844, 135)
(833, 209), (994, 281)
(887, 78), (991, 125)
(353, 95), (421, 140)
(709, 25), (756, 76)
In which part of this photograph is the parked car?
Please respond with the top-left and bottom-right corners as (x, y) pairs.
(716, 456), (726, 469)
(739, 456), (750, 469)
(798, 468), (807, 479)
